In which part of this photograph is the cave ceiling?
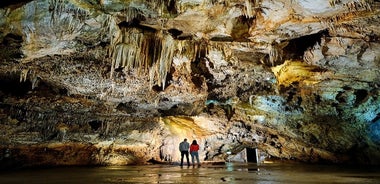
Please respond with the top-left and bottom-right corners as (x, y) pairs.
(0, 0), (380, 167)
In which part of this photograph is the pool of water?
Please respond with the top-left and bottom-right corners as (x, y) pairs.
(0, 162), (379, 183)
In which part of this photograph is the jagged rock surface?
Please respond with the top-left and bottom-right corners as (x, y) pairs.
(0, 0), (379, 168)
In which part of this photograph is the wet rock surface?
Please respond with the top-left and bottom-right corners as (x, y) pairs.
(0, 0), (379, 168)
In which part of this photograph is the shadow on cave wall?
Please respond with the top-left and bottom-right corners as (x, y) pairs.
(0, 33), (23, 61)
(283, 30), (328, 60)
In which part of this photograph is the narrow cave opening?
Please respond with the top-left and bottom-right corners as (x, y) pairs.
(88, 120), (102, 131)
(336, 91), (347, 103)
(286, 90), (296, 102)
(231, 15), (254, 41)
(2, 33), (23, 45)
(283, 30), (328, 60)
(354, 89), (368, 105)
(116, 102), (137, 113)
(117, 19), (156, 33)
(228, 148), (259, 163)
(315, 94), (322, 104)
(34, 80), (68, 96)
(191, 57), (213, 89)
(0, 73), (31, 97)
(168, 28), (183, 39)
(166, 0), (178, 14)
(246, 148), (259, 163)
(1, 33), (23, 59)
(191, 75), (205, 89)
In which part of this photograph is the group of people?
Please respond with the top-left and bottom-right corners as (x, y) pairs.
(179, 138), (201, 167)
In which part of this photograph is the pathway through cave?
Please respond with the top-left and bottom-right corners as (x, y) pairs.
(0, 163), (379, 183)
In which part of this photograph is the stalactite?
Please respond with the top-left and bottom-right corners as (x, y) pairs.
(49, 0), (89, 20)
(196, 41), (209, 60)
(49, 0), (65, 24)
(249, 95), (254, 106)
(318, 5), (371, 35)
(20, 69), (29, 82)
(241, 0), (263, 19)
(329, 0), (342, 7)
(161, 35), (175, 87)
(218, 44), (227, 60)
(111, 28), (144, 71)
(150, 30), (175, 89)
(31, 77), (40, 90)
(174, 40), (196, 62)
(110, 24), (176, 90)
(123, 6), (143, 23)
(244, 0), (254, 18)
(324, 0), (373, 34)
(106, 15), (119, 64)
(268, 44), (282, 66)
(343, 0), (373, 12)
(48, 0), (88, 37)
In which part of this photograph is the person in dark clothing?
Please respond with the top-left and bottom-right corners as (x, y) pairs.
(190, 140), (200, 166)
(179, 138), (190, 167)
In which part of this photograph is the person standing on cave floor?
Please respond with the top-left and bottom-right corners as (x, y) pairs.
(179, 138), (190, 167)
(190, 140), (201, 167)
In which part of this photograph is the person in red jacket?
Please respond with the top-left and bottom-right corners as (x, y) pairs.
(190, 140), (200, 166)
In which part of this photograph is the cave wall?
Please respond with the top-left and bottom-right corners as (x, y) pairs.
(0, 0), (379, 168)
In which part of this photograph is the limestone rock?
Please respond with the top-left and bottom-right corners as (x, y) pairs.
(0, 0), (379, 168)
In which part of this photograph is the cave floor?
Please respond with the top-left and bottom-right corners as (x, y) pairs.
(0, 162), (379, 184)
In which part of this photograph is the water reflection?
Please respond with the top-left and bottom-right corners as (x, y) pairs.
(0, 163), (379, 184)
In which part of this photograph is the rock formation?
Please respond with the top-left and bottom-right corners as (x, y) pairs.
(0, 0), (379, 168)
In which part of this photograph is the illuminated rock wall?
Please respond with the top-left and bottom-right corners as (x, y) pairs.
(0, 0), (379, 168)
